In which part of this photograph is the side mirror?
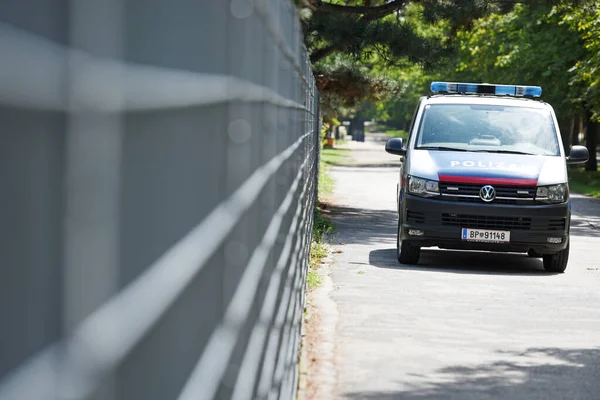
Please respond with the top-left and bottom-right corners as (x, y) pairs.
(385, 138), (406, 156)
(566, 145), (589, 165)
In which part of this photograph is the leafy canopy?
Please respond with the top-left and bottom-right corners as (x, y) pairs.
(452, 4), (586, 123)
(298, 0), (564, 119)
(562, 3), (600, 120)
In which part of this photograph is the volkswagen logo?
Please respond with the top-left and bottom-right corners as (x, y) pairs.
(479, 185), (496, 202)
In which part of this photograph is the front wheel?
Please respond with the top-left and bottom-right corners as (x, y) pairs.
(397, 219), (420, 264)
(542, 242), (569, 273)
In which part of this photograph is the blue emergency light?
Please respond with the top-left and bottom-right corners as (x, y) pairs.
(430, 82), (542, 97)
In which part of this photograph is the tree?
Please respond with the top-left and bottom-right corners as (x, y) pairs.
(313, 55), (397, 120)
(300, 0), (599, 167)
(449, 4), (586, 150)
(562, 3), (600, 120)
(562, 2), (600, 170)
(297, 0), (523, 116)
(297, 1), (569, 119)
(299, 0), (527, 64)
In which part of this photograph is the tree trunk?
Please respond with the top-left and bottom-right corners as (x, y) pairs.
(559, 119), (570, 153)
(585, 110), (598, 171)
(570, 114), (580, 146)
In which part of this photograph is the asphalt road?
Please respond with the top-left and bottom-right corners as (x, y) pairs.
(319, 136), (600, 400)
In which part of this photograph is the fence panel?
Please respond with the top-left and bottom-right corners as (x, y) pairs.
(0, 1), (319, 399)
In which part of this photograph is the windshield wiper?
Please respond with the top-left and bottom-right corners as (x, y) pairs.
(416, 146), (467, 152)
(473, 149), (537, 155)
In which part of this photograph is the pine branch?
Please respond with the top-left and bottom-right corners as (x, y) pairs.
(314, 0), (407, 19)
(314, 57), (397, 111)
(311, 45), (337, 63)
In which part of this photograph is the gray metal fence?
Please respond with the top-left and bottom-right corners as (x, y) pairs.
(0, 1), (319, 399)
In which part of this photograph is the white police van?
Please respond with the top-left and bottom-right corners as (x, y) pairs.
(385, 82), (589, 272)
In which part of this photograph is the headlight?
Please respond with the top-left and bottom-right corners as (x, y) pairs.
(536, 183), (568, 203)
(408, 176), (439, 197)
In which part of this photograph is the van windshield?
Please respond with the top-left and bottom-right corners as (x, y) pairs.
(415, 104), (560, 156)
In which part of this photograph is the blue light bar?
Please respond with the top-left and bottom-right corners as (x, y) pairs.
(430, 82), (542, 97)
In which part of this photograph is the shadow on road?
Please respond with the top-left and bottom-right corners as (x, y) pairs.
(327, 202), (595, 275)
(324, 197), (600, 244)
(326, 196), (599, 274)
(571, 196), (600, 238)
(369, 248), (556, 276)
(343, 347), (600, 400)
(323, 204), (398, 245)
(570, 218), (600, 238)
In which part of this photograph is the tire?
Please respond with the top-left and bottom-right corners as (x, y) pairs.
(397, 219), (420, 264)
(542, 242), (569, 273)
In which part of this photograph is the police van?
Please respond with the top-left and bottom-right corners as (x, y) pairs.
(385, 82), (589, 272)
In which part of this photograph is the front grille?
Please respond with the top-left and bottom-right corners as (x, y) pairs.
(440, 183), (536, 205)
(442, 213), (532, 230)
(406, 210), (425, 224)
(548, 218), (566, 231)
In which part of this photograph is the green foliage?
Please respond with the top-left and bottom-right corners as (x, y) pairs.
(318, 165), (334, 195)
(301, 1), (600, 141)
(321, 148), (352, 166)
(314, 55), (398, 118)
(378, 65), (434, 128)
(313, 205), (334, 243)
(451, 4), (585, 123)
(562, 3), (600, 120)
(307, 265), (323, 289)
(300, 0), (509, 119)
(361, 4), (448, 129)
(361, 3), (596, 132)
(304, 2), (446, 66)
(355, 100), (389, 121)
(310, 143), (340, 290)
(309, 202), (334, 290)
(420, 0), (502, 25)
(568, 169), (600, 197)
(319, 145), (351, 195)
(310, 150), (337, 290)
(385, 128), (409, 138)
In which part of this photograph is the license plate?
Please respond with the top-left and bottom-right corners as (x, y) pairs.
(461, 228), (510, 243)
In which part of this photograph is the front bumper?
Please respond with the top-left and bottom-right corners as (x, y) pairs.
(401, 194), (570, 254)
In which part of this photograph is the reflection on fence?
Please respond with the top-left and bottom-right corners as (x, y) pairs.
(0, 1), (319, 399)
